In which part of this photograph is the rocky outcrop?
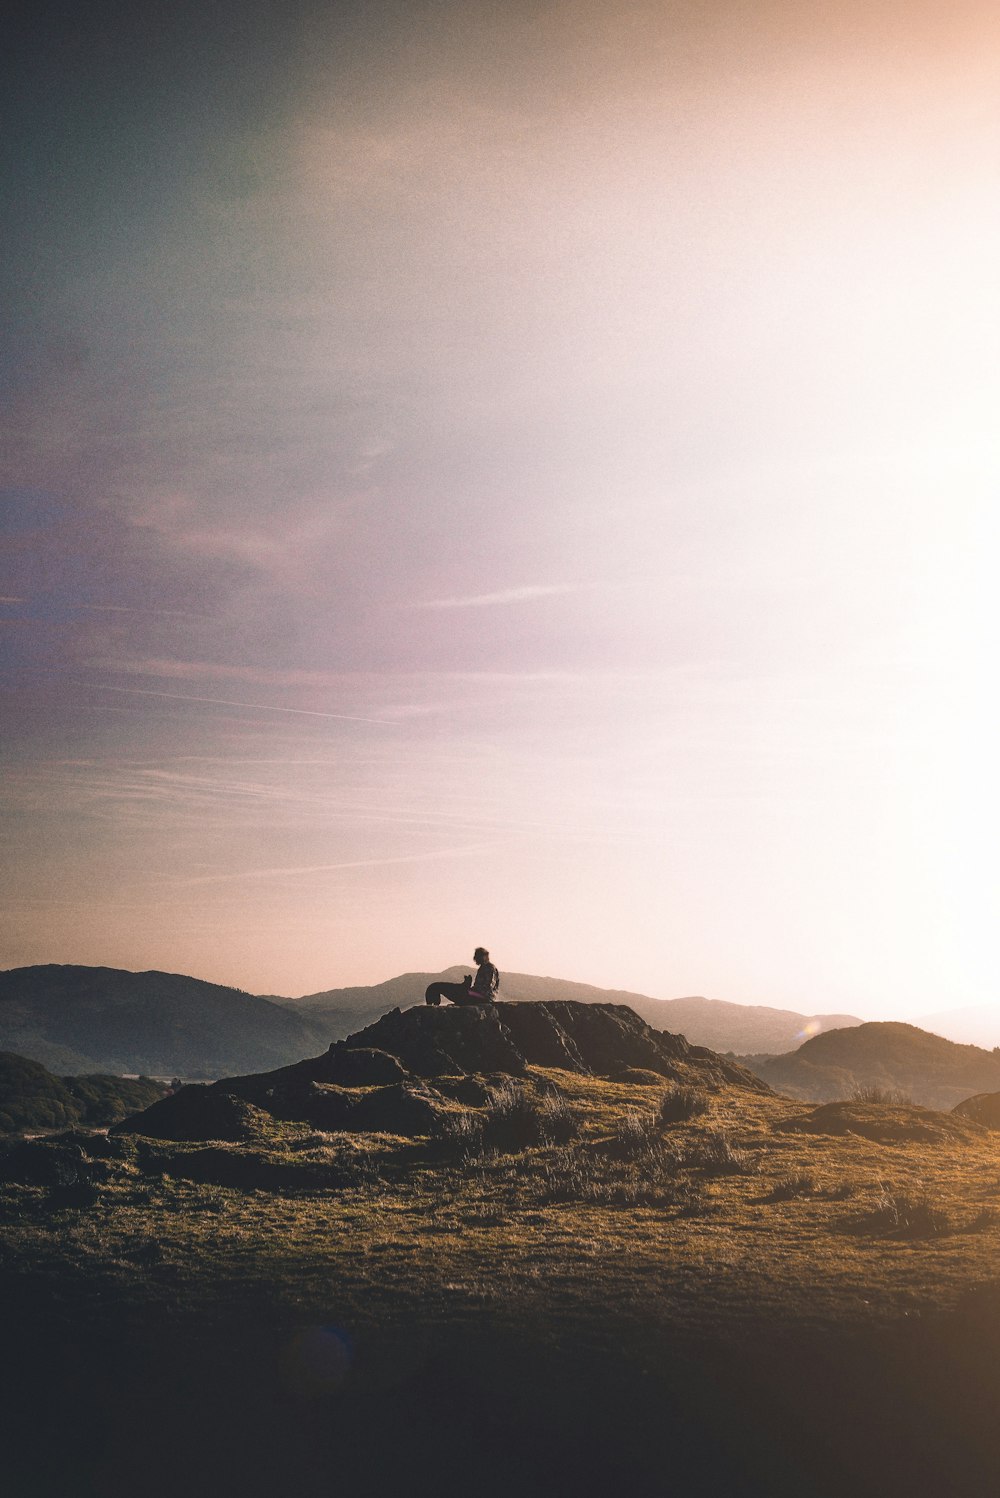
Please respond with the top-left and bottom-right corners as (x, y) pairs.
(782, 1099), (984, 1144)
(112, 1088), (273, 1143)
(115, 1000), (769, 1141)
(341, 1002), (766, 1088)
(953, 1092), (1000, 1129)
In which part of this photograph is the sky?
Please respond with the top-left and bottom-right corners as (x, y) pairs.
(2, 0), (998, 1015)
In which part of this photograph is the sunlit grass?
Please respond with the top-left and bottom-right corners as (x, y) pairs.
(2, 1069), (1000, 1340)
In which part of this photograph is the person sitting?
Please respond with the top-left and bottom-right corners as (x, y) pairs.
(469, 947), (499, 1003)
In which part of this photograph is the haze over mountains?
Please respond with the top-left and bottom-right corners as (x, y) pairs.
(0, 966), (328, 1078)
(2, 963), (996, 1113)
(743, 1023), (1000, 1112)
(1, 963), (862, 1078)
(276, 968), (862, 1054)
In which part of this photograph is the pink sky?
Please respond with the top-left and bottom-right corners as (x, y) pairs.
(2, 0), (998, 1016)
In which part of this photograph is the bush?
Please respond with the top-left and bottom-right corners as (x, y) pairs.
(682, 1131), (754, 1176)
(535, 1142), (701, 1211)
(849, 1084), (912, 1106)
(538, 1092), (583, 1145)
(851, 1183), (953, 1238)
(606, 1109), (664, 1160)
(764, 1172), (817, 1202)
(656, 1086), (710, 1126)
(434, 1110), (486, 1155)
(479, 1082), (547, 1153)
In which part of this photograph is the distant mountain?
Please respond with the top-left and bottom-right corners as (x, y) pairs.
(0, 966), (329, 1079)
(279, 969), (861, 1054)
(0, 1050), (166, 1134)
(916, 1005), (1000, 1051)
(744, 1022), (1000, 1110)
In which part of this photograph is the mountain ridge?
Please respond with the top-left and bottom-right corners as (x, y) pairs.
(744, 1021), (1000, 1110)
(277, 968), (862, 1053)
(0, 964), (328, 1078)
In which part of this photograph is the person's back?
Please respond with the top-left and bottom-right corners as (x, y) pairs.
(470, 946), (499, 1002)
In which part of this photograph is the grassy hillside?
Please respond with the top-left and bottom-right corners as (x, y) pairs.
(0, 1050), (166, 1133)
(0, 965), (329, 1078)
(3, 1003), (1000, 1496)
(747, 1021), (1000, 1109)
(282, 968), (860, 1053)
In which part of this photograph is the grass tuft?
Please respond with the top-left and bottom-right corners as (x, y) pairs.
(682, 1130), (755, 1177)
(851, 1183), (954, 1239)
(849, 1084), (913, 1106)
(764, 1172), (817, 1202)
(656, 1086), (710, 1126)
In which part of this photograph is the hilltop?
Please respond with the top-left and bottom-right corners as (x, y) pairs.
(4, 997), (1000, 1498)
(0, 965), (328, 1078)
(745, 1021), (1000, 1110)
(0, 1050), (166, 1134)
(278, 968), (861, 1053)
(0, 962), (861, 1078)
(114, 1000), (768, 1143)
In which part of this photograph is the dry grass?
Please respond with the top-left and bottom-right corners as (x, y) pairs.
(2, 1070), (1000, 1341)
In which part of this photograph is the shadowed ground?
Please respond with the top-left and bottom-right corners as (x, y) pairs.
(4, 1003), (1000, 1497)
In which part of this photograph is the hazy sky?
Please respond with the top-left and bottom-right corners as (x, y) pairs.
(3, 0), (998, 1014)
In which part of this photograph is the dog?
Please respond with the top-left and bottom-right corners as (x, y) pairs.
(424, 974), (492, 1006)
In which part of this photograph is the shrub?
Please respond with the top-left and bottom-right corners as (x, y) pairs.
(480, 1083), (547, 1153)
(606, 1109), (664, 1160)
(850, 1084), (912, 1106)
(656, 1086), (710, 1126)
(434, 1110), (486, 1155)
(538, 1092), (583, 1145)
(852, 1183), (953, 1238)
(682, 1131), (754, 1176)
(764, 1172), (817, 1202)
(535, 1142), (701, 1212)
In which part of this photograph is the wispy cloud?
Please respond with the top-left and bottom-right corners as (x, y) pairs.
(93, 683), (397, 725)
(176, 840), (503, 885)
(96, 657), (353, 687)
(417, 584), (580, 610)
(83, 605), (213, 619)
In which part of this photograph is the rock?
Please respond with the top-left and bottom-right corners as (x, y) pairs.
(343, 1005), (527, 1078)
(116, 999), (769, 1141)
(603, 1066), (671, 1086)
(953, 1092), (1000, 1129)
(321, 1047), (411, 1086)
(783, 1100), (984, 1144)
(0, 1137), (88, 1187)
(112, 1087), (273, 1143)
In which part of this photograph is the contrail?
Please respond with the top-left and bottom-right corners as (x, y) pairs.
(94, 683), (396, 725)
(178, 841), (498, 885)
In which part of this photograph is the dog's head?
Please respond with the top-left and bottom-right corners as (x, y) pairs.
(463, 973), (472, 986)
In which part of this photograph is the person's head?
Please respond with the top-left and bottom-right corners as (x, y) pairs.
(473, 946), (489, 964)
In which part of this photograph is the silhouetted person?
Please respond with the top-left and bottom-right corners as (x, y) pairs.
(424, 948), (500, 1006)
(469, 946), (499, 1002)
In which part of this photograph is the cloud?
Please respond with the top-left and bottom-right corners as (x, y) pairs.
(92, 683), (397, 725)
(176, 840), (503, 885)
(95, 657), (353, 686)
(417, 584), (581, 610)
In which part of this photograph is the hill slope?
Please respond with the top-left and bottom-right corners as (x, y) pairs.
(746, 1022), (1000, 1109)
(0, 1050), (166, 1133)
(115, 999), (769, 1141)
(281, 969), (860, 1053)
(0, 966), (329, 1078)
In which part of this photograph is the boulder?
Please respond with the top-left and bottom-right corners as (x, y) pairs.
(953, 1092), (1000, 1129)
(783, 1100), (984, 1144)
(112, 1087), (272, 1143)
